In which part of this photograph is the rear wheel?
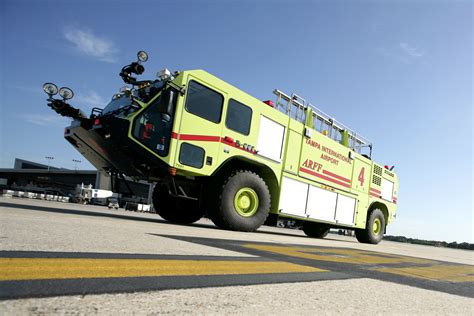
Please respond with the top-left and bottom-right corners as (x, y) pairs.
(208, 170), (270, 232)
(355, 208), (385, 244)
(152, 183), (204, 224)
(302, 222), (330, 238)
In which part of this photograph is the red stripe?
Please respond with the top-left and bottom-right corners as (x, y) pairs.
(179, 134), (221, 142)
(322, 170), (351, 184)
(171, 133), (256, 154)
(171, 133), (219, 141)
(172, 133), (220, 141)
(299, 167), (351, 188)
(370, 192), (380, 198)
(370, 188), (381, 194)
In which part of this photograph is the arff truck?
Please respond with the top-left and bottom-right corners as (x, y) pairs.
(43, 51), (398, 244)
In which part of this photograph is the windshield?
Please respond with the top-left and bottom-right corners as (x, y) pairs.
(102, 81), (166, 115)
(102, 95), (133, 114)
(132, 81), (165, 102)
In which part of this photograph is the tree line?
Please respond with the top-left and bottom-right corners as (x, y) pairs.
(384, 235), (474, 250)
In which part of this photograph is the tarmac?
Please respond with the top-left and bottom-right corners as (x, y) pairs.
(0, 197), (473, 314)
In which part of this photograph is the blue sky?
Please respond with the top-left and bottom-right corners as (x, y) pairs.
(0, 0), (472, 242)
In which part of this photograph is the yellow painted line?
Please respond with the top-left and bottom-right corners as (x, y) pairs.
(377, 265), (474, 283)
(244, 244), (433, 265)
(0, 258), (325, 281)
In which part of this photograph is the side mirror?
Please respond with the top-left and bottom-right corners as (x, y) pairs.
(157, 88), (176, 116)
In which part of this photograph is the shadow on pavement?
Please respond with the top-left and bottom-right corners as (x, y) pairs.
(0, 201), (212, 230)
(0, 200), (353, 242)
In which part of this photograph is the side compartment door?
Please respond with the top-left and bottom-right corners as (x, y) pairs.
(352, 157), (371, 194)
(284, 130), (302, 174)
(279, 176), (308, 217)
(351, 157), (371, 225)
(306, 185), (337, 222)
(175, 77), (226, 175)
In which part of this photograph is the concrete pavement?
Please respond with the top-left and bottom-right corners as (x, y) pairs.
(0, 197), (472, 314)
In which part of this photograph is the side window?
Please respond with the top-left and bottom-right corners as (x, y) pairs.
(185, 80), (223, 123)
(226, 99), (252, 135)
(179, 143), (204, 169)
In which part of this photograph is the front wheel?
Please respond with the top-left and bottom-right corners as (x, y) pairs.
(208, 170), (271, 232)
(152, 183), (204, 224)
(355, 208), (385, 244)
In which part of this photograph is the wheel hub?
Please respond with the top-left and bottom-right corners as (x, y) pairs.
(372, 218), (382, 235)
(234, 188), (259, 217)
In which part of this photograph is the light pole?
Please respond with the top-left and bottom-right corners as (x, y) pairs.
(45, 156), (54, 171)
(72, 159), (82, 171)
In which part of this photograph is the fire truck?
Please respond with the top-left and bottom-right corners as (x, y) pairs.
(43, 51), (398, 244)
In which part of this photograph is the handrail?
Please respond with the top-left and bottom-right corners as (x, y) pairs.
(273, 89), (372, 154)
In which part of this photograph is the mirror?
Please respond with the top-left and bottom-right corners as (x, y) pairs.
(157, 88), (176, 116)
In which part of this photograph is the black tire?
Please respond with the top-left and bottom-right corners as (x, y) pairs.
(302, 222), (330, 238)
(152, 183), (204, 224)
(208, 170), (271, 232)
(355, 208), (385, 244)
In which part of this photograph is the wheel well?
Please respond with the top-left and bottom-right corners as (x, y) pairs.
(211, 157), (280, 214)
(368, 202), (389, 226)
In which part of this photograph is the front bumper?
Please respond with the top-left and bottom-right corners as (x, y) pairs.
(64, 117), (169, 180)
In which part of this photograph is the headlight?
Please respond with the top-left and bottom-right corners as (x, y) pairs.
(43, 83), (58, 96)
(59, 87), (74, 100)
(137, 50), (148, 62)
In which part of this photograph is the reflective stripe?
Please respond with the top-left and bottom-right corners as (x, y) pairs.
(299, 167), (351, 188)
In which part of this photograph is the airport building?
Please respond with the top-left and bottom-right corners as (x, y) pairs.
(0, 158), (153, 205)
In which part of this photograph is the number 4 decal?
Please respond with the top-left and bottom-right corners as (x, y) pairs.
(358, 167), (365, 186)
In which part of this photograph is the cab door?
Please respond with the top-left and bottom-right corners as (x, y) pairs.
(174, 76), (226, 175)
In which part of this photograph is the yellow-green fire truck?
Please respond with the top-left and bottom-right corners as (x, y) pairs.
(43, 51), (398, 244)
